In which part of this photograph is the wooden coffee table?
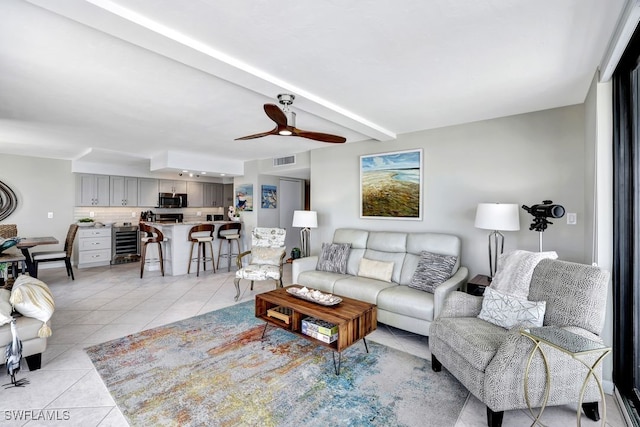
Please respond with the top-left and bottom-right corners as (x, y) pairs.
(255, 285), (377, 374)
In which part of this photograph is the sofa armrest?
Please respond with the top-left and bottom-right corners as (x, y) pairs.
(433, 266), (468, 319)
(292, 256), (319, 283)
(438, 291), (483, 318)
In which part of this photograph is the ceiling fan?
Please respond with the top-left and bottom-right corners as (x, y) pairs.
(235, 94), (346, 143)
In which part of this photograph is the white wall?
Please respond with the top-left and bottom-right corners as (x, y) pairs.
(310, 104), (587, 277)
(0, 154), (74, 252)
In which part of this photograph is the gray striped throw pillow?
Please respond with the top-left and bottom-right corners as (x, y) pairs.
(316, 243), (351, 274)
(409, 251), (457, 293)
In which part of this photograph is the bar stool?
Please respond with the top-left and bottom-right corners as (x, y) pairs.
(139, 223), (167, 278)
(216, 222), (242, 271)
(187, 224), (215, 277)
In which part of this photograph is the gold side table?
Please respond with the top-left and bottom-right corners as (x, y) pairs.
(520, 326), (611, 426)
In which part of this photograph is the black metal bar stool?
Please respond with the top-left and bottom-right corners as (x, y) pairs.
(187, 224), (215, 276)
(139, 223), (166, 278)
(216, 222), (242, 271)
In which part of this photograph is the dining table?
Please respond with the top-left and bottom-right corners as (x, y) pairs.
(16, 236), (59, 278)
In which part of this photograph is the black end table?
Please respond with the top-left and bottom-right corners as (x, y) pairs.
(466, 274), (491, 296)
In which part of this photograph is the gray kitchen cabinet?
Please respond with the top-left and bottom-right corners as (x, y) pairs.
(203, 183), (224, 207)
(137, 178), (159, 207)
(110, 176), (138, 206)
(76, 174), (110, 206)
(159, 180), (187, 194)
(187, 181), (204, 207)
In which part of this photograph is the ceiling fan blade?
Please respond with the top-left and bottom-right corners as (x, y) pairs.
(264, 104), (288, 127)
(293, 128), (346, 143)
(235, 127), (279, 140)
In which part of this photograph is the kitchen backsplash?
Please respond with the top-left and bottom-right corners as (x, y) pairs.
(73, 206), (226, 225)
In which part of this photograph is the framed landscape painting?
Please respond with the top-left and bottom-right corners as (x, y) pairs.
(360, 149), (423, 220)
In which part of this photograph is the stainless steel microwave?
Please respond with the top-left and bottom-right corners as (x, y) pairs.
(158, 193), (187, 208)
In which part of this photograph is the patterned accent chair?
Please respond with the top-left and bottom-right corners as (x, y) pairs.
(233, 228), (286, 301)
(430, 259), (610, 427)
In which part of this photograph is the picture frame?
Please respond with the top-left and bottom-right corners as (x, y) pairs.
(360, 148), (423, 220)
(235, 183), (254, 211)
(261, 185), (277, 209)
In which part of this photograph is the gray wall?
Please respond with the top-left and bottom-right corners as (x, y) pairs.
(0, 154), (74, 252)
(310, 104), (587, 278)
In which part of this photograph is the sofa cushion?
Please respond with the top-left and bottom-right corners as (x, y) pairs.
(333, 276), (397, 304)
(316, 243), (351, 274)
(430, 316), (507, 372)
(377, 285), (435, 321)
(297, 270), (346, 293)
(408, 251), (457, 293)
(478, 287), (546, 329)
(358, 258), (394, 282)
(0, 314), (44, 344)
(0, 289), (12, 326)
(492, 250), (558, 298)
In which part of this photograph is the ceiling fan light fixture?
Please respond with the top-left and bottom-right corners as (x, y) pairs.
(279, 129), (292, 136)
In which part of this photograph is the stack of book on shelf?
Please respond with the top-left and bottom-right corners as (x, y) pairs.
(302, 316), (339, 343)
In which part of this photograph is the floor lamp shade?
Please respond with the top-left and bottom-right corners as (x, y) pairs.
(475, 203), (520, 278)
(292, 210), (317, 257)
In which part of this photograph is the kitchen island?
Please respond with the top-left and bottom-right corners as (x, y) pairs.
(141, 221), (242, 276)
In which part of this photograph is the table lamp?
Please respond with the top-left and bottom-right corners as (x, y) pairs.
(292, 210), (317, 258)
(474, 203), (520, 279)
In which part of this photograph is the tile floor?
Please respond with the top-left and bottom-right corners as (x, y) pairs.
(0, 262), (628, 427)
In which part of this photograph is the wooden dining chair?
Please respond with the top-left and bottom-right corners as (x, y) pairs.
(31, 224), (79, 280)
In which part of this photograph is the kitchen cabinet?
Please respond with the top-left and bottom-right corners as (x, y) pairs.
(75, 227), (112, 268)
(138, 178), (159, 207)
(110, 176), (138, 206)
(203, 183), (224, 207)
(187, 181), (204, 207)
(76, 174), (110, 206)
(159, 180), (187, 194)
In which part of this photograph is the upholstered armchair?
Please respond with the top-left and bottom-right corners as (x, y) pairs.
(233, 228), (286, 301)
(430, 258), (610, 427)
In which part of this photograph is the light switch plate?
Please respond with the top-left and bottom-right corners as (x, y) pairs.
(567, 213), (577, 225)
(47, 212), (53, 219)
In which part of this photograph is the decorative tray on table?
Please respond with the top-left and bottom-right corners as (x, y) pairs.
(286, 286), (342, 306)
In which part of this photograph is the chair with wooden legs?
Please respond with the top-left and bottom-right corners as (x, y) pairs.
(216, 222), (242, 271)
(32, 223), (79, 280)
(187, 224), (215, 277)
(139, 223), (167, 278)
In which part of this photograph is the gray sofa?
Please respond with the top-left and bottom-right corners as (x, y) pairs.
(292, 228), (468, 336)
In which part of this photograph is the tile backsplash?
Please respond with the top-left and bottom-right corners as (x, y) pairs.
(73, 206), (226, 225)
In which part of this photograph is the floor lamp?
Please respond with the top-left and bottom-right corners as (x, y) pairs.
(474, 203), (520, 279)
(292, 210), (317, 258)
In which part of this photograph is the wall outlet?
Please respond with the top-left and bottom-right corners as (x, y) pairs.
(131, 211), (137, 218)
(567, 213), (577, 225)
(89, 211), (95, 218)
(47, 212), (53, 219)
(197, 211), (202, 216)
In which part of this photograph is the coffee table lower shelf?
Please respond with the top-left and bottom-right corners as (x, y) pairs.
(255, 286), (377, 375)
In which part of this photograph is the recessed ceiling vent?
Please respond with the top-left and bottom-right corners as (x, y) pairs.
(273, 155), (296, 167)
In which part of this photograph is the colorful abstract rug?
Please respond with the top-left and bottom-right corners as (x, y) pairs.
(85, 301), (468, 426)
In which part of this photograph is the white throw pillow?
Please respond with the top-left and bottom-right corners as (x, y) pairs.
(358, 258), (394, 282)
(491, 250), (558, 298)
(478, 287), (546, 329)
(251, 247), (285, 266)
(0, 289), (12, 326)
(9, 275), (55, 337)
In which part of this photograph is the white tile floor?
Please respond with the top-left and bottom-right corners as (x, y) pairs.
(0, 262), (628, 427)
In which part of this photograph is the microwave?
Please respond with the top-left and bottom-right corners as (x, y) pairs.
(158, 193), (188, 208)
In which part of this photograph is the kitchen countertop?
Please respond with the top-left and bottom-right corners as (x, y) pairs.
(144, 220), (237, 226)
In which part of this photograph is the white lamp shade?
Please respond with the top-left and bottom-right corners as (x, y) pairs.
(474, 203), (520, 231)
(292, 210), (318, 228)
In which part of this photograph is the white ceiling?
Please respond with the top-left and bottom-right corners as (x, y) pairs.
(0, 0), (628, 178)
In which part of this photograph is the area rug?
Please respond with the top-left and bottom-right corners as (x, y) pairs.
(85, 301), (468, 426)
